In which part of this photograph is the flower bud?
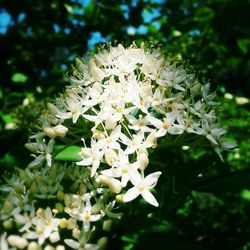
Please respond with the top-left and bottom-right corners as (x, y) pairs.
(67, 218), (77, 230)
(59, 218), (68, 229)
(3, 219), (13, 230)
(47, 103), (59, 115)
(72, 228), (80, 239)
(103, 219), (112, 232)
(55, 203), (64, 213)
(44, 246), (55, 250)
(54, 124), (68, 137)
(56, 190), (65, 201)
(116, 194), (125, 203)
(105, 149), (118, 166)
(43, 127), (57, 139)
(97, 237), (108, 250)
(28, 242), (41, 250)
(97, 175), (122, 194)
(137, 152), (149, 170)
(24, 143), (38, 153)
(36, 208), (45, 217)
(49, 231), (60, 243)
(56, 246), (65, 250)
(7, 235), (28, 249)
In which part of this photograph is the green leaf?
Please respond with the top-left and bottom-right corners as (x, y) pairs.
(241, 189), (250, 201)
(237, 39), (250, 54)
(54, 145), (82, 161)
(193, 170), (250, 193)
(11, 73), (28, 83)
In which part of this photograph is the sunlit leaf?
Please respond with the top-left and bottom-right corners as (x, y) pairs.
(54, 145), (82, 161)
(11, 73), (28, 83)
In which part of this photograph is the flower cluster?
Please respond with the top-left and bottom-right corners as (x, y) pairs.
(0, 43), (234, 249)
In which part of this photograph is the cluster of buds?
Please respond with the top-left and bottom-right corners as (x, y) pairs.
(3, 43), (234, 249)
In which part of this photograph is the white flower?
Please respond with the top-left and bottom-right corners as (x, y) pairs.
(57, 96), (88, 123)
(23, 207), (60, 245)
(126, 114), (153, 132)
(97, 125), (122, 150)
(70, 201), (103, 231)
(148, 113), (184, 137)
(123, 169), (161, 207)
(77, 139), (104, 177)
(26, 138), (54, 168)
(101, 149), (135, 187)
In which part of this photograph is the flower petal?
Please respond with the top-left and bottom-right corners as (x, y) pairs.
(141, 189), (159, 207)
(123, 187), (140, 202)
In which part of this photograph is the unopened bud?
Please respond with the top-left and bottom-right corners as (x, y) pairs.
(137, 152), (149, 170)
(56, 190), (65, 201)
(3, 219), (13, 230)
(72, 228), (80, 239)
(7, 235), (28, 249)
(97, 237), (108, 250)
(47, 103), (59, 115)
(103, 219), (112, 232)
(49, 231), (60, 243)
(28, 242), (41, 250)
(54, 124), (68, 137)
(97, 175), (122, 194)
(3, 201), (13, 213)
(24, 143), (37, 153)
(116, 194), (124, 203)
(43, 127), (56, 139)
(36, 208), (45, 217)
(55, 203), (64, 213)
(59, 218), (68, 229)
(67, 218), (77, 230)
(56, 246), (65, 250)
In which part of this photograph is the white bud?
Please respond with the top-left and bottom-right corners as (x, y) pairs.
(105, 148), (118, 166)
(137, 152), (149, 170)
(56, 246), (65, 250)
(54, 124), (68, 137)
(7, 235), (28, 249)
(97, 175), (122, 194)
(43, 127), (57, 138)
(28, 242), (41, 250)
(72, 228), (80, 239)
(44, 246), (55, 250)
(236, 97), (249, 105)
(49, 231), (60, 243)
(67, 218), (77, 230)
(224, 93), (233, 100)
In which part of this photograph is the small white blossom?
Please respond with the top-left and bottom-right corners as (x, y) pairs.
(123, 169), (162, 207)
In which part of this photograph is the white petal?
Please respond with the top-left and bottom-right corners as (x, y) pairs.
(148, 116), (162, 129)
(144, 171), (162, 188)
(141, 189), (159, 207)
(76, 157), (93, 166)
(128, 168), (142, 186)
(28, 155), (45, 168)
(123, 187), (140, 202)
(155, 128), (167, 137)
(64, 239), (79, 249)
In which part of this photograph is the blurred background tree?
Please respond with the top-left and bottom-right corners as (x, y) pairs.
(0, 0), (250, 249)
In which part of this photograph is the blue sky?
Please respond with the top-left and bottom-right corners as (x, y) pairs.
(0, 0), (166, 49)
